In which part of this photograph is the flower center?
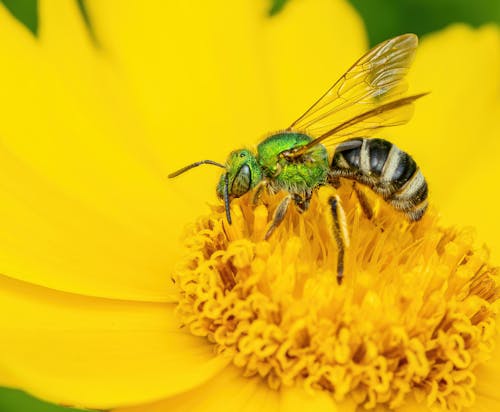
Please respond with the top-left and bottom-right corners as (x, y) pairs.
(172, 185), (499, 411)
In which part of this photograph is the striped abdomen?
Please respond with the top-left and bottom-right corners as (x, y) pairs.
(331, 138), (428, 221)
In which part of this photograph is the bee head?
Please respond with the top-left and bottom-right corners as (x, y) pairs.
(167, 149), (262, 225)
(216, 149), (262, 202)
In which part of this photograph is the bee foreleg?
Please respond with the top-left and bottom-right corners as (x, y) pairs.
(252, 179), (270, 206)
(265, 195), (291, 240)
(328, 195), (350, 285)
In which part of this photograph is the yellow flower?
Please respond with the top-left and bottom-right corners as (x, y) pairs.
(0, 1), (498, 412)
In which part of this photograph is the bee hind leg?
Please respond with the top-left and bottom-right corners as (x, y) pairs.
(328, 174), (341, 189)
(352, 182), (385, 232)
(328, 195), (350, 285)
(352, 182), (374, 220)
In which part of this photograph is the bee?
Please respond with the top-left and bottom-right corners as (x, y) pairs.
(169, 34), (428, 284)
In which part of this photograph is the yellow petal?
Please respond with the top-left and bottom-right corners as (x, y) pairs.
(0, 1), (183, 301)
(115, 366), (280, 412)
(116, 365), (356, 412)
(0, 274), (229, 409)
(87, 0), (366, 144)
(0, 0), (366, 300)
(389, 25), (500, 261)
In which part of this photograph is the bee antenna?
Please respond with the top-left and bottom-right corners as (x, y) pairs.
(168, 160), (225, 178)
(223, 173), (232, 225)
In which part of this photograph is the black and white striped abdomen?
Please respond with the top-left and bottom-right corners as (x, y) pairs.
(330, 138), (428, 221)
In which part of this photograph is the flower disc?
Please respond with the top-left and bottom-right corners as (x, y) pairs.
(173, 185), (499, 411)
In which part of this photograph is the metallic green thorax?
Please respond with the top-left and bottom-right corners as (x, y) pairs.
(216, 132), (329, 200)
(257, 132), (329, 194)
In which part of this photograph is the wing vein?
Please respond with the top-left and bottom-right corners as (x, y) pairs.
(286, 34), (422, 150)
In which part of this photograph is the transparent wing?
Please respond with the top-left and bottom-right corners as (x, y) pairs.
(287, 34), (419, 145)
(301, 93), (427, 153)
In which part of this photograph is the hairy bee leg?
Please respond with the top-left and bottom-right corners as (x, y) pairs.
(252, 179), (269, 206)
(292, 191), (312, 213)
(328, 196), (349, 285)
(352, 182), (373, 220)
(352, 183), (385, 232)
(265, 195), (292, 240)
(328, 174), (341, 189)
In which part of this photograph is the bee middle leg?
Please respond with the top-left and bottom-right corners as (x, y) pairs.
(265, 194), (292, 240)
(264, 191), (312, 240)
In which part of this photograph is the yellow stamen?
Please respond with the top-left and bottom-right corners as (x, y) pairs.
(173, 185), (499, 411)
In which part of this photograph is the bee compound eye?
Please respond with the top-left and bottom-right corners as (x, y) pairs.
(232, 164), (251, 197)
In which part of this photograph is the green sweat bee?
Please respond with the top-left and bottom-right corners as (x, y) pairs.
(169, 34), (428, 284)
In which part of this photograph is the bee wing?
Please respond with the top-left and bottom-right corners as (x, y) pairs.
(286, 34), (421, 155)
